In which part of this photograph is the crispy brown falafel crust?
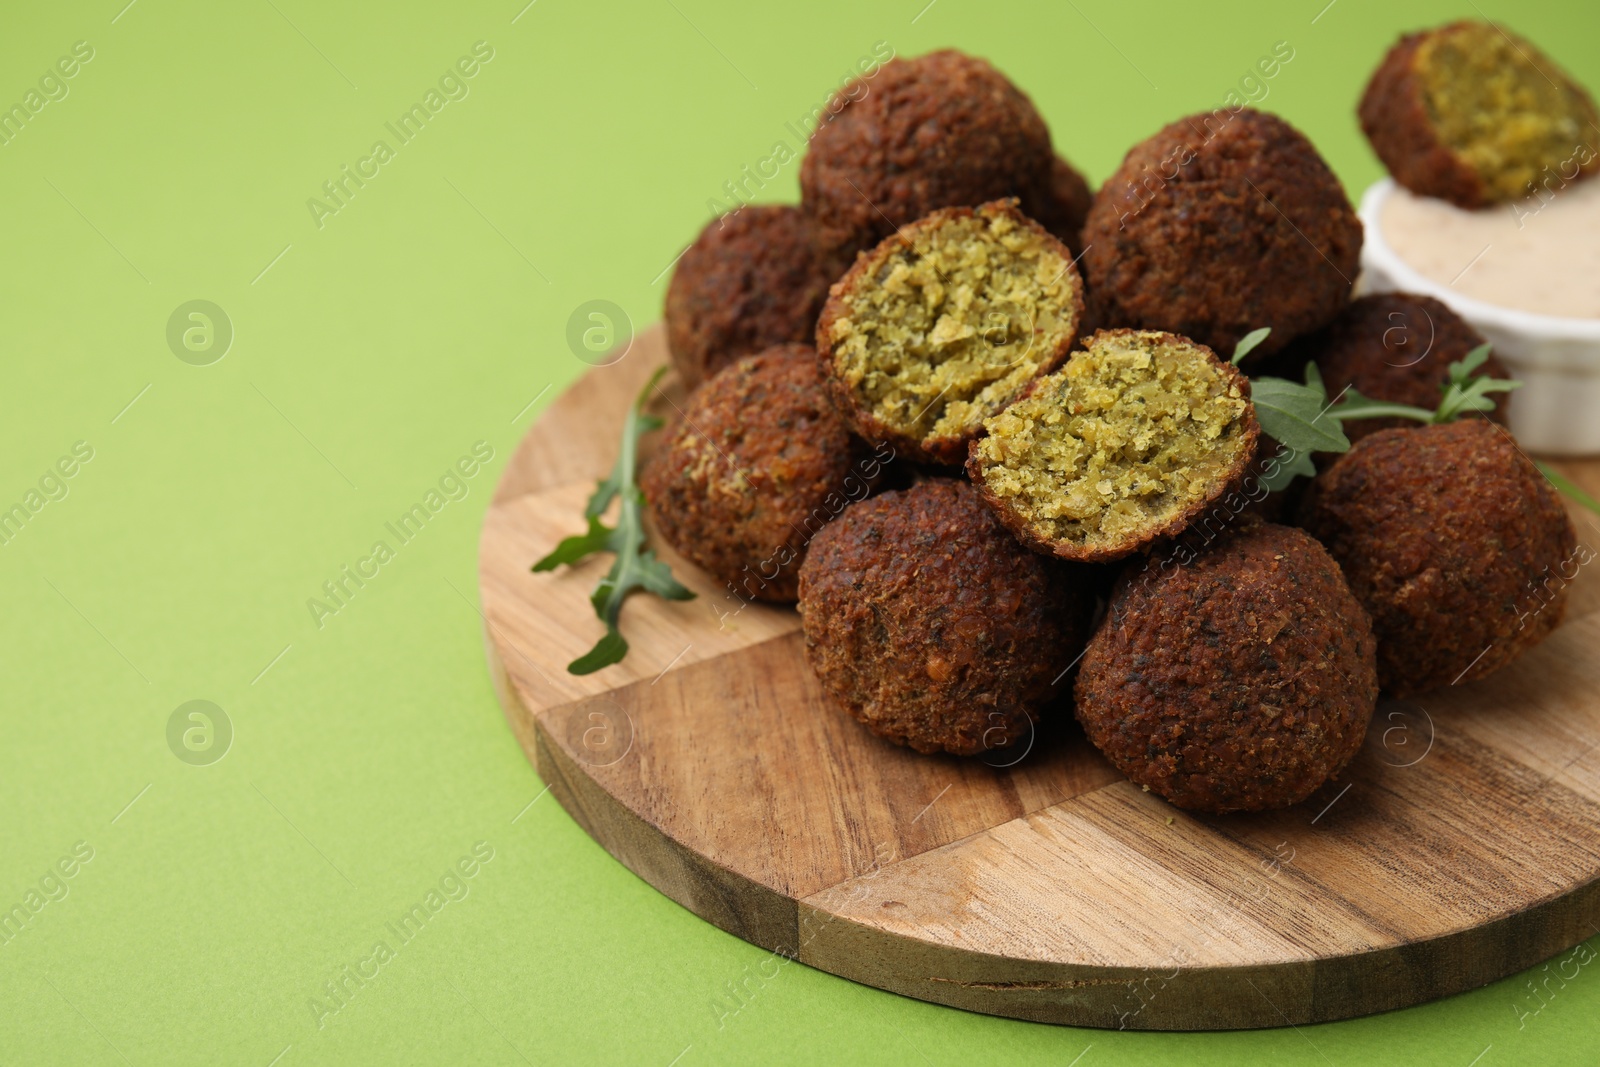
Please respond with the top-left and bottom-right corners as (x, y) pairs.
(641, 345), (879, 603)
(664, 205), (836, 390)
(1075, 521), (1378, 813)
(1358, 22), (1600, 208)
(1081, 109), (1361, 361)
(1279, 292), (1509, 443)
(800, 51), (1057, 263)
(798, 479), (1093, 756)
(1298, 419), (1577, 696)
(1036, 155), (1095, 253)
(1359, 28), (1484, 208)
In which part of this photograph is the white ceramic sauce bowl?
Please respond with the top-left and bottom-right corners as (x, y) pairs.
(1358, 178), (1600, 456)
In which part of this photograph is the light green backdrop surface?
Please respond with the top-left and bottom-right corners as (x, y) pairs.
(2, 1), (1596, 1064)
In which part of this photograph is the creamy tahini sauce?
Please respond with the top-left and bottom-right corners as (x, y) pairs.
(1380, 178), (1600, 320)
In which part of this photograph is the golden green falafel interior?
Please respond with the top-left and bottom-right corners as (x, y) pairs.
(825, 205), (1079, 445)
(972, 331), (1253, 556)
(1418, 24), (1597, 202)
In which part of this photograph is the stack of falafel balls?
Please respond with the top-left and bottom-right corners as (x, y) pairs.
(643, 50), (1579, 815)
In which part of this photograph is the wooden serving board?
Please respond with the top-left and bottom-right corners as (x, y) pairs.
(478, 325), (1600, 1030)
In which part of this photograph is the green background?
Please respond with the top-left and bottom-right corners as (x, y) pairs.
(2, 0), (1595, 1063)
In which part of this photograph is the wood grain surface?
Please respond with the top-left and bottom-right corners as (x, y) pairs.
(477, 324), (1600, 1030)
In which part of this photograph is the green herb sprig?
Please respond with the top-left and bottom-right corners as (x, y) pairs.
(1326, 344), (1521, 425)
(532, 366), (694, 674)
(1235, 334), (1526, 494)
(1536, 462), (1600, 518)
(1248, 361), (1348, 491)
(1229, 327), (1273, 366)
(1243, 336), (1600, 517)
(1230, 330), (1346, 491)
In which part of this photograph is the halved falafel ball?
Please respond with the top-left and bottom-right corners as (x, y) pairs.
(1277, 292), (1510, 443)
(967, 330), (1259, 563)
(1075, 521), (1378, 814)
(1298, 419), (1577, 696)
(800, 50), (1058, 263)
(1081, 109), (1362, 361)
(664, 205), (836, 390)
(1035, 155), (1096, 253)
(641, 345), (879, 603)
(816, 199), (1084, 467)
(1359, 21), (1600, 208)
(798, 478), (1094, 756)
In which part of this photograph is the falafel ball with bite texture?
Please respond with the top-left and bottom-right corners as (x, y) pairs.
(798, 478), (1095, 756)
(1278, 292), (1510, 443)
(641, 345), (878, 604)
(1359, 21), (1600, 208)
(664, 205), (836, 390)
(1298, 419), (1577, 696)
(968, 329), (1259, 563)
(1081, 109), (1362, 361)
(817, 199), (1084, 467)
(800, 50), (1056, 263)
(1076, 521), (1378, 814)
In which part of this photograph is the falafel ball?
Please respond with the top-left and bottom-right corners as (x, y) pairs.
(1081, 109), (1362, 361)
(798, 478), (1095, 756)
(664, 205), (836, 390)
(968, 329), (1260, 563)
(1298, 418), (1577, 696)
(817, 199), (1084, 466)
(641, 345), (880, 603)
(1075, 521), (1378, 814)
(1035, 155), (1096, 253)
(1359, 21), (1600, 208)
(800, 51), (1058, 263)
(1277, 292), (1510, 443)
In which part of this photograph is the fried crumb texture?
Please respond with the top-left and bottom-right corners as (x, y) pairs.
(797, 478), (1094, 756)
(1360, 20), (1600, 207)
(1075, 521), (1378, 814)
(1297, 419), (1578, 695)
(641, 345), (876, 604)
(968, 329), (1258, 562)
(817, 200), (1082, 466)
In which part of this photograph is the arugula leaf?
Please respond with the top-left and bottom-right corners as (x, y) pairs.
(532, 366), (695, 674)
(1230, 327), (1272, 366)
(585, 412), (664, 520)
(1293, 343), (1519, 429)
(1536, 462), (1600, 518)
(1249, 365), (1350, 455)
(568, 631), (628, 676)
(1433, 345), (1522, 423)
(1449, 342), (1491, 382)
(1245, 362), (1347, 493)
(1325, 387), (1434, 426)
(1259, 444), (1316, 493)
(531, 515), (615, 572)
(1237, 335), (1581, 522)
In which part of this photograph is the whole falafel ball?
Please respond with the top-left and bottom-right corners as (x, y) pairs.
(1081, 109), (1362, 361)
(1075, 521), (1378, 814)
(641, 345), (881, 603)
(968, 330), (1260, 563)
(664, 205), (836, 390)
(817, 199), (1084, 466)
(1298, 419), (1577, 696)
(1359, 21), (1600, 208)
(798, 478), (1094, 756)
(800, 51), (1058, 264)
(1277, 292), (1510, 443)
